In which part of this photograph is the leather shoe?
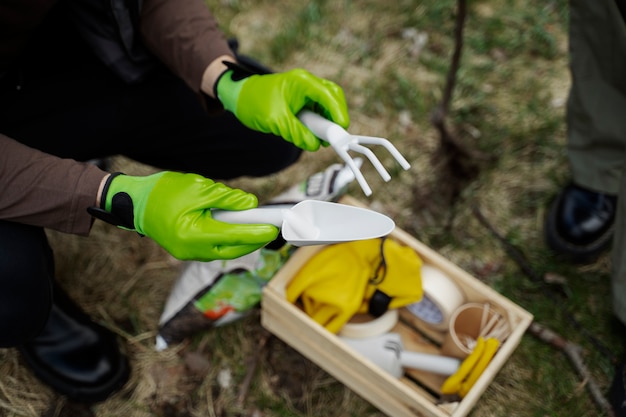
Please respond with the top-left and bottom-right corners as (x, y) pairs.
(18, 284), (130, 403)
(545, 183), (617, 263)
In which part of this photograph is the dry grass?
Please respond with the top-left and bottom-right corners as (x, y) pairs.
(2, 1), (623, 416)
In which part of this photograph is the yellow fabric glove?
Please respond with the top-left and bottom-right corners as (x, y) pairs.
(285, 238), (423, 333)
(458, 337), (500, 397)
(441, 337), (500, 398)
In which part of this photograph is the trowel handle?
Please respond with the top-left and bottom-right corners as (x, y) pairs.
(298, 110), (349, 145)
(399, 352), (461, 376)
(212, 207), (288, 227)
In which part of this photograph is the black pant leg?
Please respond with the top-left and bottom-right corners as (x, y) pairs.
(0, 221), (54, 347)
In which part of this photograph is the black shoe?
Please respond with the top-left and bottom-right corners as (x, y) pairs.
(18, 284), (130, 403)
(545, 183), (617, 264)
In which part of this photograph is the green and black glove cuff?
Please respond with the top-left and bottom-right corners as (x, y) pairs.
(212, 58), (275, 100)
(87, 172), (137, 231)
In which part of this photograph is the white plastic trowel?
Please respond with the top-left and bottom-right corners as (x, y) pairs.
(212, 200), (395, 246)
(341, 333), (461, 377)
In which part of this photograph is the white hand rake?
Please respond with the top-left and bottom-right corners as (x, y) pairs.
(298, 110), (411, 196)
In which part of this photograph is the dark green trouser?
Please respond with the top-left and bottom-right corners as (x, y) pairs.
(567, 1), (626, 323)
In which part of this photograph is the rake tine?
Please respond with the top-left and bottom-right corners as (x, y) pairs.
(348, 143), (391, 182)
(298, 110), (411, 196)
(335, 148), (373, 196)
(351, 136), (411, 170)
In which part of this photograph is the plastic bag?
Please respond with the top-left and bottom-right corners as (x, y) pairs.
(156, 245), (293, 350)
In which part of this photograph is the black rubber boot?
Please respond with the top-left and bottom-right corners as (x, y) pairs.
(544, 183), (616, 264)
(18, 284), (130, 403)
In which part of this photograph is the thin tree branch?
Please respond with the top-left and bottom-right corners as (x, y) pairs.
(528, 322), (615, 417)
(425, 0), (483, 213)
(435, 0), (466, 122)
(471, 205), (544, 283)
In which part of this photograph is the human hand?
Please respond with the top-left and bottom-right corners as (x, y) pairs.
(88, 172), (279, 261)
(216, 66), (350, 151)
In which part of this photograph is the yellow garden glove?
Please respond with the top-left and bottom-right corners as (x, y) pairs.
(458, 337), (500, 397)
(440, 337), (500, 398)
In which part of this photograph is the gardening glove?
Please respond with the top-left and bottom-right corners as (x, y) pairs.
(87, 172), (279, 261)
(440, 337), (500, 398)
(215, 62), (350, 152)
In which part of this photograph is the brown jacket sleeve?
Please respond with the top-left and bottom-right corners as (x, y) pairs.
(0, 134), (107, 235)
(139, 0), (234, 93)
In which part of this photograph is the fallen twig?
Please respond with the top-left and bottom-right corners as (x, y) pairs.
(528, 322), (614, 417)
(471, 206), (543, 282)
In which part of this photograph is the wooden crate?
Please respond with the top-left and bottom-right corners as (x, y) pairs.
(261, 197), (533, 417)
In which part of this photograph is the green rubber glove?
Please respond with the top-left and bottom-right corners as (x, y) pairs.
(89, 172), (279, 261)
(216, 66), (350, 152)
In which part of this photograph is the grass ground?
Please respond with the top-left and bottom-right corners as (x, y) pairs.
(1, 0), (624, 416)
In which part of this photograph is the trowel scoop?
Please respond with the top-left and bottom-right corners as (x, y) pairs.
(212, 200), (395, 246)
